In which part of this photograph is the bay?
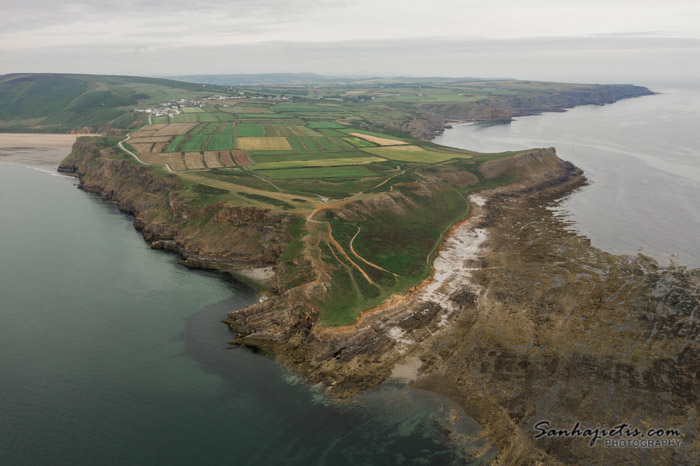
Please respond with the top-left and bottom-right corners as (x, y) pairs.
(0, 164), (488, 465)
(434, 86), (700, 268)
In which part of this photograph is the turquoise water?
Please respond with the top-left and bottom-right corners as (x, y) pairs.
(0, 164), (489, 465)
(435, 87), (700, 268)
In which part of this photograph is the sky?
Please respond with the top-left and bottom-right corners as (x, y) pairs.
(2, 0), (699, 84)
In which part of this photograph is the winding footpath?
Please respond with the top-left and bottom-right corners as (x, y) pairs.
(118, 133), (174, 173)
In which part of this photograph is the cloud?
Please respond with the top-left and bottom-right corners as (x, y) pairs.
(2, 36), (698, 85)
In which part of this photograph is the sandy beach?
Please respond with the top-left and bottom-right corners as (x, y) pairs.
(0, 133), (89, 169)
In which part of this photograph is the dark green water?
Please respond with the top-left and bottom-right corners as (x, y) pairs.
(0, 164), (490, 465)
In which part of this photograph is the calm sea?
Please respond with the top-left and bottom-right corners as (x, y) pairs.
(434, 86), (700, 268)
(0, 164), (491, 465)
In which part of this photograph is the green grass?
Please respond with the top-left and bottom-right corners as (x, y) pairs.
(165, 135), (185, 152)
(250, 150), (372, 163)
(278, 216), (307, 263)
(181, 107), (205, 113)
(236, 124), (264, 137)
(308, 121), (345, 129)
(180, 134), (209, 152)
(362, 146), (470, 163)
(200, 122), (220, 134)
(235, 113), (291, 119)
(255, 166), (379, 179)
(206, 133), (234, 151)
(236, 192), (294, 209)
(343, 137), (375, 148)
(250, 157), (384, 171)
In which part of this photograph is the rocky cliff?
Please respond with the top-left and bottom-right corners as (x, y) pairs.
(376, 85), (655, 139)
(59, 138), (296, 280)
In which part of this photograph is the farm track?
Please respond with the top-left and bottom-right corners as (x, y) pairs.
(306, 207), (387, 286)
(118, 133), (174, 172)
(349, 226), (399, 277)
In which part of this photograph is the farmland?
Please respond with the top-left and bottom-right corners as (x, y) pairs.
(104, 78), (652, 326)
(119, 98), (522, 325)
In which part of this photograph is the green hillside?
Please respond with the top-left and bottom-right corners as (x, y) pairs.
(0, 73), (225, 133)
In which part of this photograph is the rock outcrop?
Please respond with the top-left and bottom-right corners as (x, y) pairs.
(59, 138), (296, 278)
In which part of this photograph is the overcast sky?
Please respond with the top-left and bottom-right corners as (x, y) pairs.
(2, 0), (699, 84)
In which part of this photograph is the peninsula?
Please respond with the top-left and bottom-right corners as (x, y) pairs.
(3, 73), (696, 464)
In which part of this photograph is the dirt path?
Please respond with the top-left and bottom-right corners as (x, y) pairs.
(119, 133), (174, 172)
(349, 225), (399, 277)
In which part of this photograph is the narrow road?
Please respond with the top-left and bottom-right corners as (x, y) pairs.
(118, 133), (174, 172)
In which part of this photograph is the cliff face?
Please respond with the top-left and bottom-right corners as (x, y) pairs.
(379, 85), (654, 139)
(224, 147), (698, 464)
(224, 149), (580, 382)
(59, 138), (295, 277)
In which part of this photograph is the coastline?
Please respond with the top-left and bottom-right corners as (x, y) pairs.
(52, 87), (697, 463)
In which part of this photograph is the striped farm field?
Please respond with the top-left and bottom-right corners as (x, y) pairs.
(231, 106), (273, 113)
(237, 137), (292, 151)
(199, 122), (220, 134)
(206, 133), (234, 151)
(231, 150), (253, 166)
(130, 142), (154, 154)
(249, 156), (383, 171)
(146, 124), (169, 129)
(219, 151), (236, 167)
(235, 113), (291, 119)
(236, 124), (264, 137)
(181, 135), (209, 152)
(128, 136), (172, 144)
(139, 153), (186, 171)
(184, 152), (206, 170)
(257, 166), (379, 179)
(165, 135), (185, 152)
(362, 145), (471, 163)
(153, 123), (198, 136)
(307, 121), (345, 129)
(342, 136), (375, 148)
(250, 151), (370, 163)
(171, 112), (233, 123)
(347, 132), (409, 146)
(262, 125), (321, 137)
(152, 142), (168, 153)
(130, 130), (157, 138)
(203, 151), (223, 168)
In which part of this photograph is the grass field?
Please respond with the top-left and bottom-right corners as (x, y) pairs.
(250, 150), (371, 163)
(181, 135), (209, 152)
(184, 152), (205, 169)
(237, 137), (292, 151)
(256, 166), (379, 179)
(165, 135), (185, 152)
(231, 107), (273, 113)
(236, 124), (264, 137)
(153, 123), (198, 136)
(347, 132), (408, 146)
(249, 156), (383, 171)
(362, 145), (471, 163)
(308, 121), (345, 129)
(206, 133), (234, 150)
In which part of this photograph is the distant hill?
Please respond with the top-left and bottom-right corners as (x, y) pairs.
(170, 73), (506, 87)
(0, 73), (225, 133)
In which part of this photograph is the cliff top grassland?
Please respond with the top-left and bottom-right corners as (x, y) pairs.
(26, 72), (651, 325)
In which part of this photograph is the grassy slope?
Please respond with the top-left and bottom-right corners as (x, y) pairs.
(39, 73), (649, 325)
(0, 73), (226, 132)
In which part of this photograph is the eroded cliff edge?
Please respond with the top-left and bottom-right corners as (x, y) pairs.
(58, 138), (301, 287)
(60, 136), (698, 465)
